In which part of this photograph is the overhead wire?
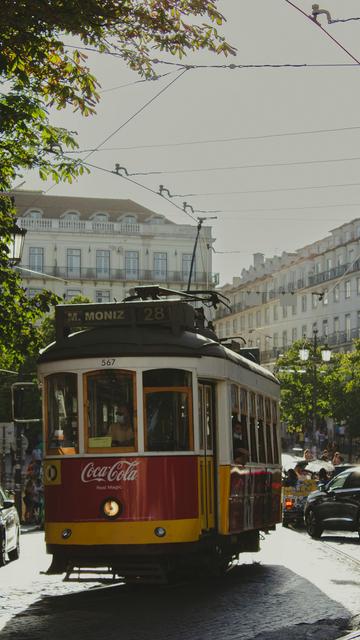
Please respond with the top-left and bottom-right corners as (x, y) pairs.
(81, 68), (189, 163)
(284, 0), (360, 65)
(83, 160), (198, 223)
(109, 154), (360, 177)
(66, 124), (360, 154)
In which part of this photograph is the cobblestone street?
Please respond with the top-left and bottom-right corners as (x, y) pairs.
(1, 527), (360, 640)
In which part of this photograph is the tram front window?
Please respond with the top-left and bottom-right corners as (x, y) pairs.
(85, 370), (136, 450)
(143, 369), (193, 452)
(46, 373), (78, 452)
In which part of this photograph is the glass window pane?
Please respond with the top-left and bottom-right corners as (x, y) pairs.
(143, 369), (191, 387)
(29, 247), (44, 272)
(86, 370), (136, 449)
(96, 250), (110, 278)
(46, 373), (78, 451)
(67, 249), (81, 277)
(145, 390), (191, 451)
(249, 392), (258, 462)
(125, 251), (139, 280)
(199, 384), (213, 451)
(153, 252), (167, 281)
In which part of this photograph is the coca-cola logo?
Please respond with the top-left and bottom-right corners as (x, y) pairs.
(81, 460), (139, 483)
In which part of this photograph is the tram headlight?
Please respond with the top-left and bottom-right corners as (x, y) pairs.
(61, 528), (72, 539)
(154, 527), (166, 538)
(102, 498), (122, 519)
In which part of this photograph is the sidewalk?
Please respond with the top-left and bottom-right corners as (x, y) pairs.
(20, 523), (42, 534)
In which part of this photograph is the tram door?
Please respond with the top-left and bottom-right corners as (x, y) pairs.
(198, 383), (216, 531)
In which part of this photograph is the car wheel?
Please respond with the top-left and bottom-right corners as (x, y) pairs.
(305, 509), (323, 539)
(8, 528), (20, 561)
(0, 535), (7, 567)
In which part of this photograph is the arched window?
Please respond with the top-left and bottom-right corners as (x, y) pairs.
(24, 209), (43, 219)
(61, 210), (80, 221)
(122, 215), (137, 225)
(92, 212), (109, 222)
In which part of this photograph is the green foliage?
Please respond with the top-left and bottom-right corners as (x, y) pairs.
(276, 339), (360, 440)
(0, 195), (60, 372)
(275, 340), (333, 433)
(0, 0), (236, 191)
(326, 340), (360, 439)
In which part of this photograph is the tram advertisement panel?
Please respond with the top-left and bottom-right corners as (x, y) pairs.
(44, 457), (198, 522)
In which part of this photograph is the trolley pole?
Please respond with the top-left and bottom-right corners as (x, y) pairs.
(186, 215), (217, 292)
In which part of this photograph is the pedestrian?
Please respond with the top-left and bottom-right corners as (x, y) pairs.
(23, 477), (39, 523)
(332, 451), (343, 466)
(303, 448), (313, 461)
(320, 449), (329, 461)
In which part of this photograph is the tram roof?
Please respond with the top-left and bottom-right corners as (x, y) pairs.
(38, 299), (278, 384)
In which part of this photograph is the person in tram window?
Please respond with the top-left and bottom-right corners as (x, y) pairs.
(232, 417), (249, 465)
(108, 404), (134, 447)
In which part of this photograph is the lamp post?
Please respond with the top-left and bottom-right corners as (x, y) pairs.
(299, 329), (331, 441)
(7, 222), (27, 266)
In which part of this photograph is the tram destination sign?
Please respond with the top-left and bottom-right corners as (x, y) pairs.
(55, 301), (195, 340)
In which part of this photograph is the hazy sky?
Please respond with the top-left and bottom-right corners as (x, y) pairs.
(19, 0), (360, 285)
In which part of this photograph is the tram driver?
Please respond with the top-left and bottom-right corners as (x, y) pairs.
(108, 404), (134, 447)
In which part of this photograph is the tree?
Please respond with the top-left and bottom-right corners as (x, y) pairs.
(327, 340), (360, 446)
(0, 1), (235, 381)
(0, 195), (60, 372)
(275, 340), (333, 437)
(0, 0), (235, 191)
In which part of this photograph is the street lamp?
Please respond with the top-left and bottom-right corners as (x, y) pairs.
(6, 222), (27, 266)
(299, 329), (331, 441)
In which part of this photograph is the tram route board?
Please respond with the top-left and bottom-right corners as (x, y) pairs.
(55, 301), (196, 340)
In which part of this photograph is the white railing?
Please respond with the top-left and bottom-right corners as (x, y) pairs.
(17, 217), (210, 238)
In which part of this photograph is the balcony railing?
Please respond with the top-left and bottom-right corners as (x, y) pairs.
(259, 329), (360, 364)
(21, 265), (214, 285)
(17, 217), (210, 239)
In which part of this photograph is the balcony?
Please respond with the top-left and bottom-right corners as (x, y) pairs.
(17, 217), (207, 239)
(20, 265), (214, 286)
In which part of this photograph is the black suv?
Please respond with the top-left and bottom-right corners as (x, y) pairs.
(304, 466), (360, 539)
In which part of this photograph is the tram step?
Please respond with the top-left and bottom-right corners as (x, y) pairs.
(64, 562), (168, 585)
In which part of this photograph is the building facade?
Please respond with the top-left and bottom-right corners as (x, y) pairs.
(13, 191), (216, 301)
(214, 218), (360, 366)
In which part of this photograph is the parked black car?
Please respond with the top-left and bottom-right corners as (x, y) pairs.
(304, 466), (360, 539)
(0, 485), (20, 565)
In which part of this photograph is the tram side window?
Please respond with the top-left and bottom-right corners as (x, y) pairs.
(85, 370), (136, 449)
(272, 400), (280, 463)
(144, 369), (193, 452)
(257, 395), (266, 463)
(231, 385), (249, 464)
(249, 392), (258, 462)
(199, 384), (213, 451)
(46, 373), (78, 452)
(265, 397), (273, 464)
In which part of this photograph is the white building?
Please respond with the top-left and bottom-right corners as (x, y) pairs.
(13, 190), (216, 301)
(214, 218), (360, 366)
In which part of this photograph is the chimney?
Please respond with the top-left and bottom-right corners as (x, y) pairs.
(253, 253), (264, 268)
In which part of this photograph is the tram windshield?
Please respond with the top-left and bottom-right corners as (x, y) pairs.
(46, 373), (78, 452)
(143, 369), (193, 452)
(85, 370), (136, 450)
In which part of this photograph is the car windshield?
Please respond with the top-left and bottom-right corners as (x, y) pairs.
(327, 469), (353, 490)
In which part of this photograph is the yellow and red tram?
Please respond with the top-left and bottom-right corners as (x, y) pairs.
(38, 289), (281, 582)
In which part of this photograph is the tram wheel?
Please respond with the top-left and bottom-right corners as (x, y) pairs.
(305, 509), (323, 539)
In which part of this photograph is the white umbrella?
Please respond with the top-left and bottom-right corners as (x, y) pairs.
(305, 459), (334, 474)
(281, 453), (304, 471)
